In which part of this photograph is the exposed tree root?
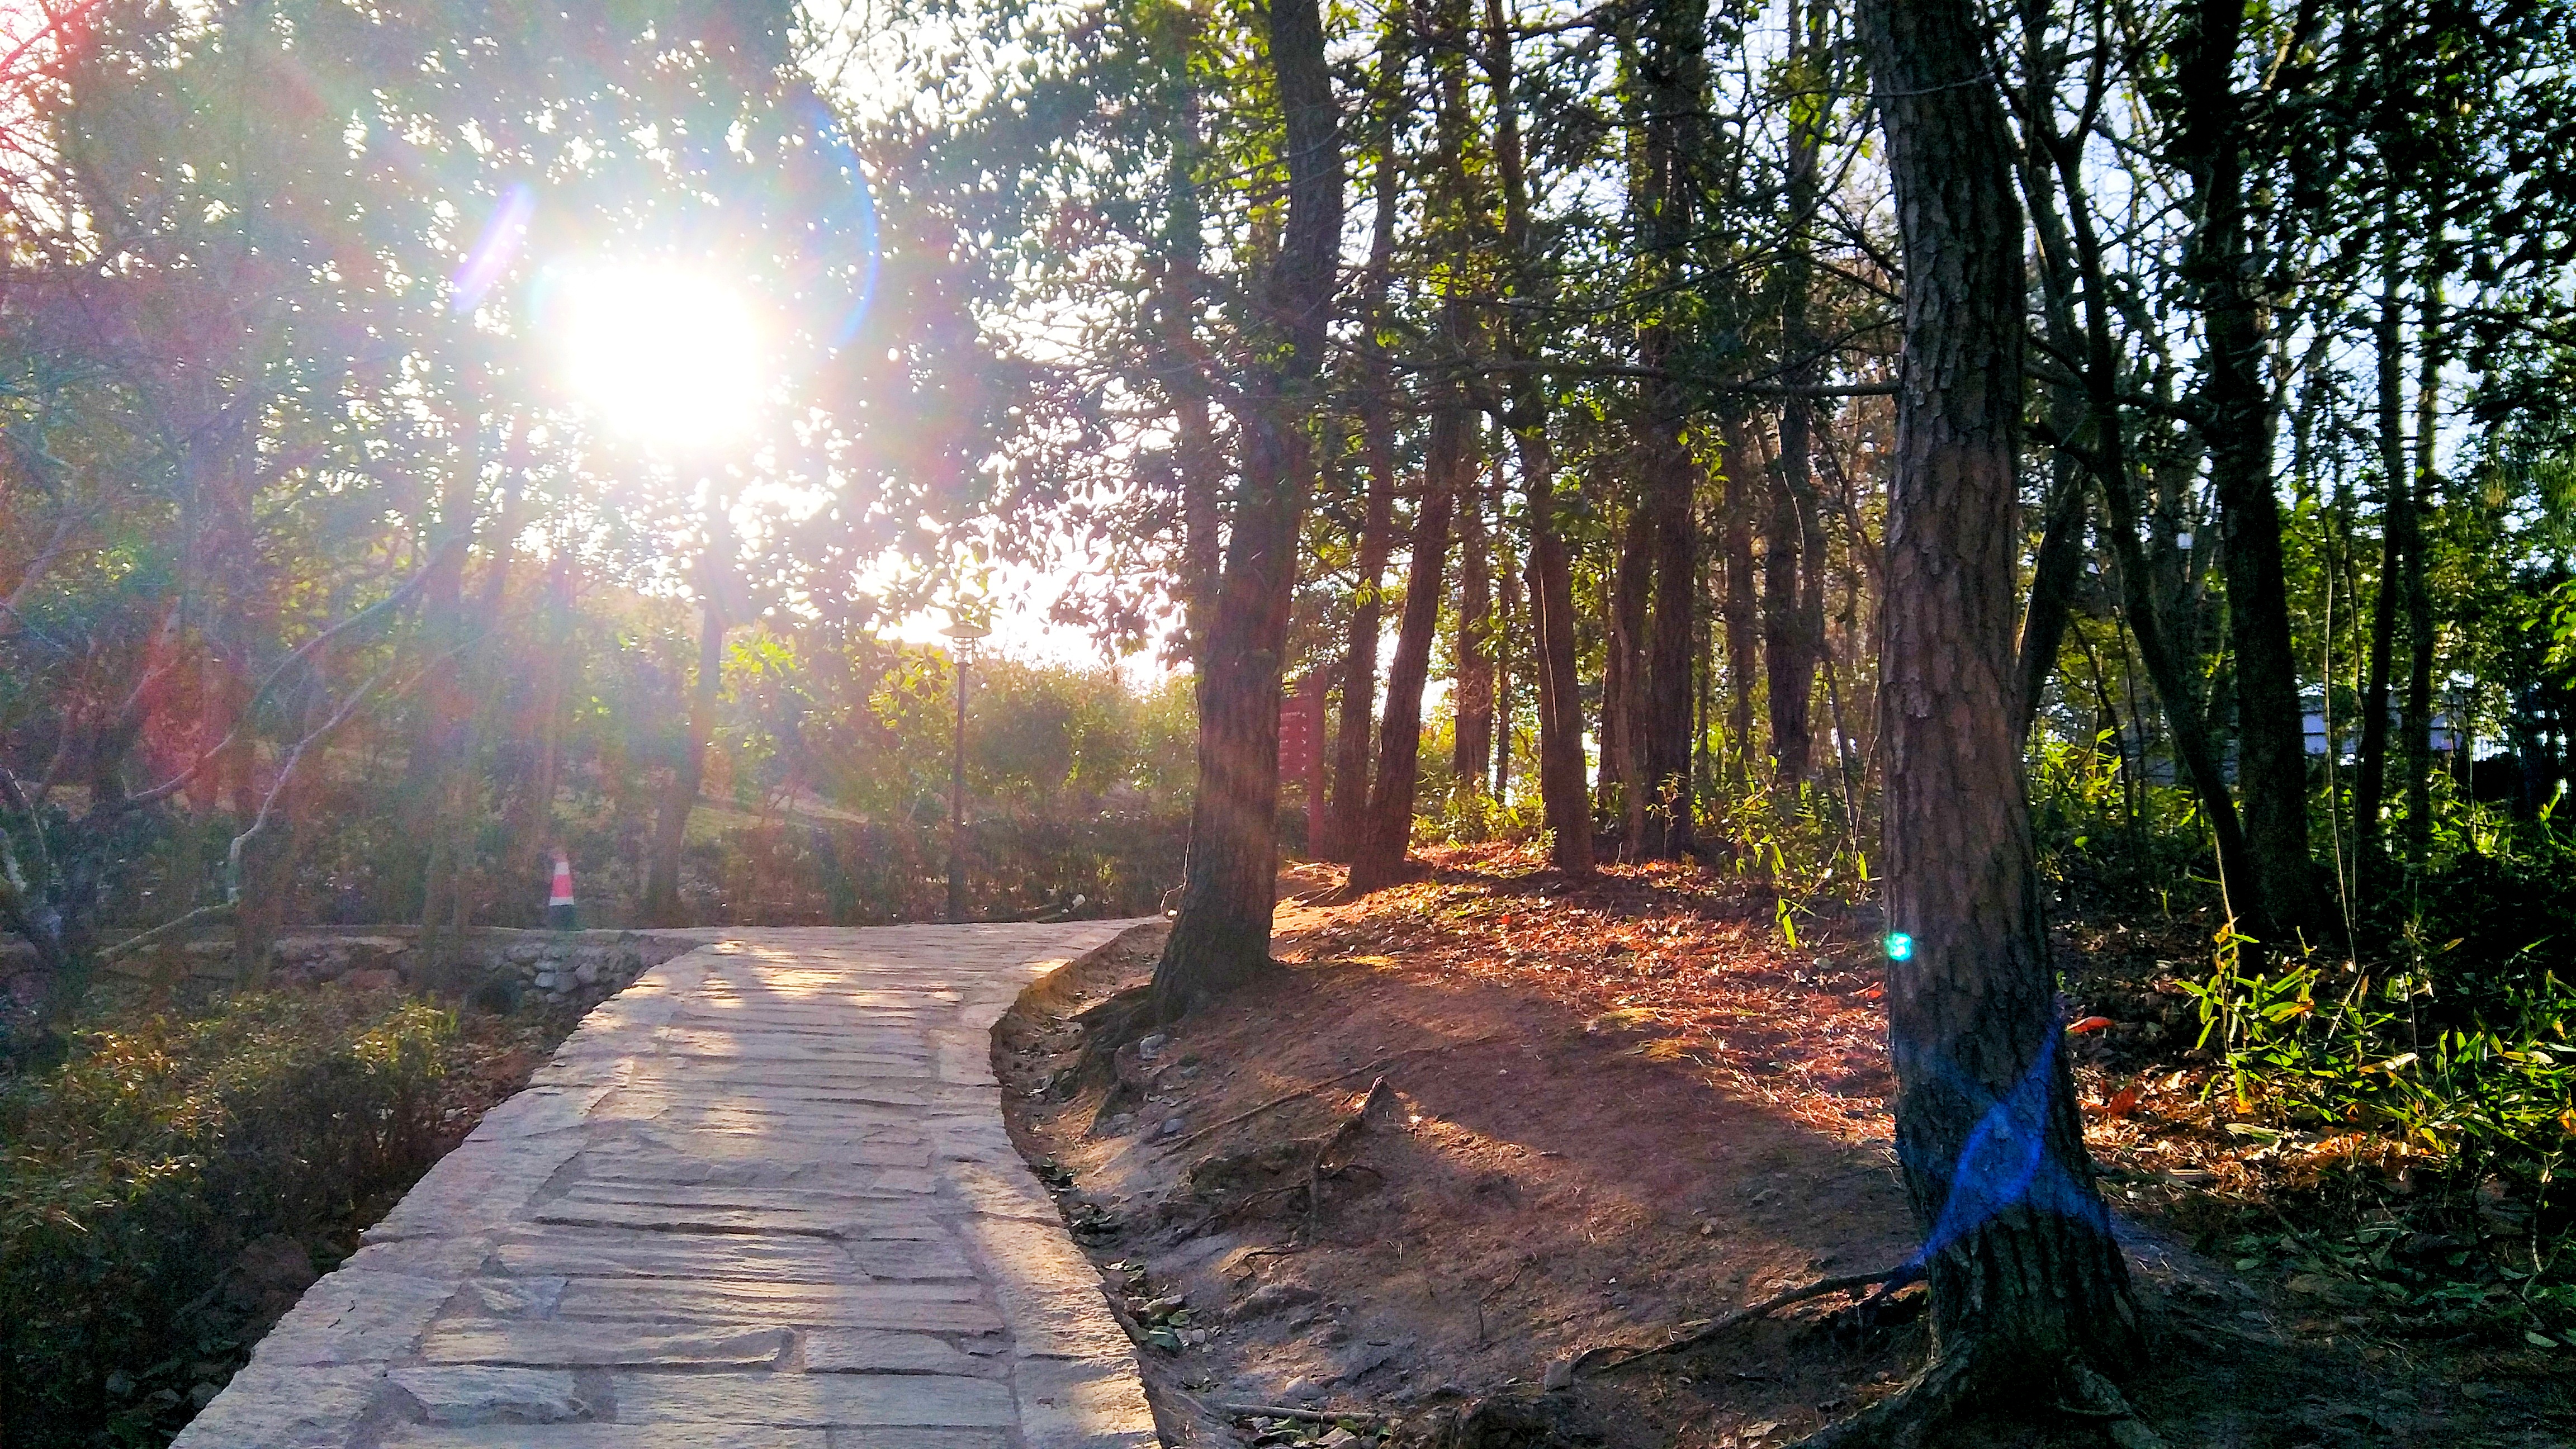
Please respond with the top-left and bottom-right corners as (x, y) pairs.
(1174, 1077), (1401, 1237)
(1777, 1345), (2168, 1449)
(1567, 1264), (1914, 1379)
(1216, 1401), (1396, 1425)
(1167, 1033), (1507, 1148)
(1047, 983), (1154, 1100)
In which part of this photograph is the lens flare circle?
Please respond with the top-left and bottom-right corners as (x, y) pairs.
(1884, 931), (1915, 962)
(548, 263), (766, 451)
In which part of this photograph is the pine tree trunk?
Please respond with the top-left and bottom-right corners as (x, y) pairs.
(1327, 20), (1409, 862)
(2399, 283), (2442, 867)
(1643, 479), (1696, 857)
(2354, 240), (2405, 877)
(1630, 0), (1703, 861)
(1855, 0), (2144, 1413)
(1721, 414), (1761, 792)
(1149, 0), (1342, 1020)
(1605, 506), (1654, 854)
(1453, 464), (1495, 795)
(1519, 433), (1593, 876)
(1495, 484), (1521, 799)
(2177, 0), (2313, 939)
(1763, 429), (1813, 790)
(1488, 0), (1589, 877)
(1351, 410), (1462, 893)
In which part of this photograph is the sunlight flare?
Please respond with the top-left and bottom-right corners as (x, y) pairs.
(548, 263), (767, 451)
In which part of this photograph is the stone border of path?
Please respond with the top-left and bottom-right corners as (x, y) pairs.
(171, 921), (1163, 1449)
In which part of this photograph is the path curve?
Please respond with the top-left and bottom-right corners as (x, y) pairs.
(174, 922), (1159, 1449)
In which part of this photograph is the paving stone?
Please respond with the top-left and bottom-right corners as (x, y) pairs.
(1011, 1356), (1159, 1449)
(387, 1366), (590, 1424)
(609, 1371), (1016, 1427)
(451, 1275), (564, 1317)
(422, 1321), (790, 1367)
(829, 1423), (1020, 1433)
(167, 1362), (383, 1448)
(948, 1160), (1069, 1223)
(963, 1215), (1134, 1360)
(556, 1278), (1003, 1332)
(384, 1427), (825, 1449)
(182, 924), (1147, 1449)
(244, 1271), (458, 1365)
(801, 1328), (986, 1373)
(490, 1230), (861, 1282)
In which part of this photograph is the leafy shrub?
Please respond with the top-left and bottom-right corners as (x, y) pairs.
(2027, 728), (2214, 915)
(2179, 939), (2576, 1339)
(0, 992), (452, 1447)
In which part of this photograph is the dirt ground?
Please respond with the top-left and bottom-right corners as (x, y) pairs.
(995, 849), (2575, 1448)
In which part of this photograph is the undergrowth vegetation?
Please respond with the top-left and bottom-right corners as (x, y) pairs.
(0, 991), (454, 1447)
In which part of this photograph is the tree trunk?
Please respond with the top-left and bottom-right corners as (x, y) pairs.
(1149, 0), (1342, 1020)
(1488, 0), (1589, 876)
(1495, 472), (1521, 799)
(1351, 410), (1463, 892)
(1327, 17), (1409, 862)
(2354, 238), (2405, 876)
(1628, 0), (1704, 860)
(1848, 0), (2144, 1428)
(2009, 18), (2091, 744)
(645, 498), (730, 926)
(1604, 505), (1654, 853)
(2399, 282), (2442, 868)
(2177, 0), (2313, 939)
(1643, 477), (1696, 856)
(1519, 435), (1592, 875)
(2014, 467), (2087, 741)
(1720, 414), (1761, 792)
(1763, 427), (1814, 792)
(2033, 89), (2272, 951)
(1453, 457), (1495, 795)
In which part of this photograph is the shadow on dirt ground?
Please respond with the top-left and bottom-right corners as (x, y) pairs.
(997, 855), (2574, 1449)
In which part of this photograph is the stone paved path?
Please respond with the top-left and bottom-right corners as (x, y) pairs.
(174, 922), (1158, 1449)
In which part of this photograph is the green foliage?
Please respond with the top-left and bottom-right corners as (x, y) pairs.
(1417, 784), (1547, 847)
(2027, 728), (2214, 915)
(1699, 768), (1872, 946)
(0, 993), (452, 1446)
(2178, 936), (2575, 1336)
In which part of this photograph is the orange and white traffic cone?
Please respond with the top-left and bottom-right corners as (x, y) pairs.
(546, 851), (579, 931)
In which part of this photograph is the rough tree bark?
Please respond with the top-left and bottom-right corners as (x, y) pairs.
(1487, 0), (1589, 876)
(2399, 282), (2442, 868)
(1148, 0), (1343, 1020)
(1351, 414), (1463, 893)
(1807, 0), (2148, 1439)
(2033, 96), (2271, 951)
(2176, 0), (2315, 940)
(1327, 18), (1409, 861)
(1453, 460), (1495, 795)
(1630, 0), (1705, 860)
(2353, 230), (2407, 877)
(1720, 414), (1761, 792)
(1604, 506), (1654, 850)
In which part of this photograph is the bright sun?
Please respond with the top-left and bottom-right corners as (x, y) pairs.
(550, 264), (766, 451)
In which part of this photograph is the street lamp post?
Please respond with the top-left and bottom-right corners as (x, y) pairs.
(942, 618), (991, 924)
